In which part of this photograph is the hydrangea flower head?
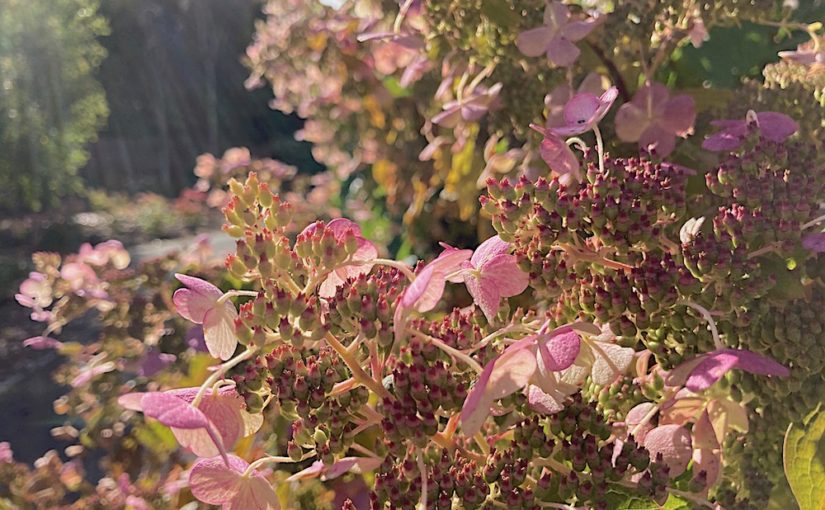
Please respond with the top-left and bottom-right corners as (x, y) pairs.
(615, 82), (695, 157)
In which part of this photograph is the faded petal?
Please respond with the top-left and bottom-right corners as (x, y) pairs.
(560, 20), (595, 41)
(643, 424), (693, 476)
(659, 95), (696, 136)
(140, 392), (210, 430)
(615, 102), (649, 143)
(625, 402), (657, 443)
(465, 273), (502, 322)
(537, 330), (581, 372)
(461, 342), (537, 436)
(685, 349), (789, 392)
(526, 384), (566, 414)
(756, 111), (798, 142)
(639, 124), (676, 157)
(692, 409), (720, 450)
(516, 26), (554, 57)
(173, 274), (222, 323)
(539, 133), (580, 181)
(189, 455), (250, 505)
(546, 36), (581, 67)
(588, 340), (635, 386)
(204, 306), (239, 361)
(402, 248), (472, 313)
(470, 235), (511, 269)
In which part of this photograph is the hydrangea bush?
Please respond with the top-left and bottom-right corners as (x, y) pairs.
(7, 0), (825, 509)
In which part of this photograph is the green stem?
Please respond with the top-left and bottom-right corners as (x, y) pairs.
(192, 347), (258, 407)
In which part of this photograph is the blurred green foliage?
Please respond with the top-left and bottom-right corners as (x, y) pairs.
(0, 0), (109, 212)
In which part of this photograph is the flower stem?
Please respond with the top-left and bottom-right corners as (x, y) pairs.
(417, 450), (428, 510)
(193, 347), (258, 407)
(216, 289), (259, 305)
(679, 300), (722, 350)
(408, 329), (484, 373)
(243, 451), (316, 477)
(592, 125), (605, 175)
(324, 332), (391, 399)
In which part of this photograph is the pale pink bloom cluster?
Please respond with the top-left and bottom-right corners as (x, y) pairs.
(620, 348), (789, 483)
(461, 322), (634, 436)
(531, 86), (618, 183)
(516, 1), (600, 67)
(702, 110), (798, 151)
(615, 82), (696, 157)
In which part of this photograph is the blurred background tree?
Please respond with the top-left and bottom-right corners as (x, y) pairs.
(0, 0), (109, 213)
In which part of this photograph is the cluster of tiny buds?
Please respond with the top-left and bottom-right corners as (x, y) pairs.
(373, 449), (488, 510)
(382, 337), (470, 451)
(326, 268), (405, 350)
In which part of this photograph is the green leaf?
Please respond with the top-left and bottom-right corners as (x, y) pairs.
(784, 404), (825, 510)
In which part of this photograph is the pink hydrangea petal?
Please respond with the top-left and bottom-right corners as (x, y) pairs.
(431, 106), (462, 128)
(537, 330), (581, 372)
(516, 26), (554, 57)
(685, 349), (789, 392)
(615, 102), (649, 143)
(461, 342), (537, 436)
(172, 392), (244, 457)
(460, 355), (496, 436)
(286, 461), (326, 482)
(323, 457), (383, 480)
(175, 274), (222, 299)
(625, 402), (657, 442)
(228, 476), (279, 510)
(693, 409), (720, 450)
(539, 134), (580, 180)
(461, 102), (490, 122)
(544, 1), (572, 28)
(140, 392), (210, 429)
(22, 336), (63, 350)
(203, 306), (239, 361)
(659, 95), (696, 136)
(174, 274), (223, 323)
(639, 124), (676, 157)
(693, 448), (722, 490)
(478, 254), (529, 297)
(562, 93), (600, 126)
(643, 424), (693, 476)
(189, 455), (250, 505)
(465, 274), (502, 322)
(471, 235), (511, 268)
(485, 343), (538, 400)
(702, 131), (744, 152)
(526, 384), (566, 414)
(755, 111), (798, 142)
(546, 36), (581, 67)
(118, 392), (147, 411)
(402, 248), (472, 313)
(560, 20), (595, 41)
